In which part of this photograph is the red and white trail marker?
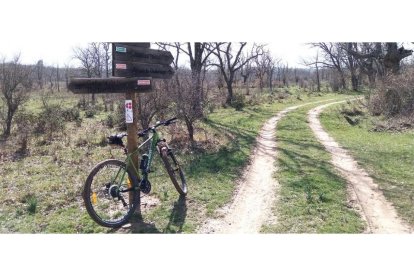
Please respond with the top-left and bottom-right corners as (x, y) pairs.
(125, 100), (133, 123)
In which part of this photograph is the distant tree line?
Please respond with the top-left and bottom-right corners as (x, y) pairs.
(1, 42), (413, 143)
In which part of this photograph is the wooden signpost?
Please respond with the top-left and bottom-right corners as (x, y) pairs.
(68, 43), (174, 216)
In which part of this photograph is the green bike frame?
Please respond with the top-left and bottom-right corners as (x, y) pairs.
(117, 130), (161, 190)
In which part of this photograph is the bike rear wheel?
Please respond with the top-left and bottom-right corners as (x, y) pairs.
(83, 159), (140, 228)
(160, 146), (187, 195)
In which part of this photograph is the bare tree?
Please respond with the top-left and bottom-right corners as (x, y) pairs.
(342, 43), (359, 91)
(36, 60), (44, 89)
(346, 42), (413, 77)
(302, 51), (321, 92)
(240, 55), (254, 95)
(281, 63), (290, 87)
(254, 50), (269, 91)
(137, 86), (169, 131)
(101, 42), (111, 78)
(266, 55), (280, 91)
(63, 63), (71, 90)
(56, 64), (60, 92)
(156, 43), (199, 144)
(0, 55), (33, 138)
(310, 43), (347, 90)
(90, 42), (103, 78)
(73, 46), (94, 78)
(73, 43), (109, 104)
(157, 42), (214, 118)
(210, 42), (264, 105)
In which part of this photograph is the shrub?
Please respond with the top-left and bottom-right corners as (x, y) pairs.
(62, 107), (81, 122)
(84, 107), (97, 118)
(35, 104), (66, 140)
(77, 97), (87, 110)
(14, 110), (37, 154)
(105, 114), (115, 128)
(232, 93), (246, 111)
(371, 71), (414, 118)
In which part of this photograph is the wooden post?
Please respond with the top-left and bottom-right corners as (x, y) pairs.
(126, 92), (141, 217)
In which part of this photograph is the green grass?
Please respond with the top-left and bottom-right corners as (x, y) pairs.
(0, 89), (356, 233)
(320, 102), (414, 226)
(262, 96), (366, 233)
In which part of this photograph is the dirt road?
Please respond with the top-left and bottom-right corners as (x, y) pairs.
(197, 100), (333, 234)
(308, 101), (412, 233)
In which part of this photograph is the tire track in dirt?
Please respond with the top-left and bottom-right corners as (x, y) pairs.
(197, 99), (336, 234)
(308, 101), (412, 233)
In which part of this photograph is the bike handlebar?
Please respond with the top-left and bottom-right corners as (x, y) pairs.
(107, 117), (178, 146)
(137, 117), (177, 137)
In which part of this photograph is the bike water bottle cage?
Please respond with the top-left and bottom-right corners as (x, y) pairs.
(140, 154), (149, 170)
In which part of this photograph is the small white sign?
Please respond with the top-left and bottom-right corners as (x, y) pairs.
(125, 100), (133, 123)
(116, 63), (127, 70)
(137, 79), (151, 86)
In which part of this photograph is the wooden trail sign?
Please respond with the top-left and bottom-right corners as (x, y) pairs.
(68, 77), (152, 94)
(112, 62), (174, 79)
(114, 42), (151, 49)
(113, 44), (173, 65)
(112, 43), (174, 79)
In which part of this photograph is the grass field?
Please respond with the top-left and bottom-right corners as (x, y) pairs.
(1, 88), (341, 233)
(320, 101), (414, 226)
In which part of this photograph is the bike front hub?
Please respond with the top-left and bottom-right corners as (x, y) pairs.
(109, 185), (120, 198)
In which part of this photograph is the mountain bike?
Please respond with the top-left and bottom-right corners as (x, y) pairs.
(82, 117), (187, 228)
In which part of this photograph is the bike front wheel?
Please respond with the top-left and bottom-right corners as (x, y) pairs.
(160, 146), (187, 195)
(83, 159), (140, 228)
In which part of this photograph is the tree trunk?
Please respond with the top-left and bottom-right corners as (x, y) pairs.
(184, 116), (195, 145)
(259, 78), (264, 92)
(316, 64), (320, 92)
(3, 109), (14, 137)
(191, 71), (203, 118)
(351, 74), (358, 91)
(368, 73), (376, 88)
(226, 81), (234, 105)
(340, 71), (346, 90)
(269, 69), (273, 91)
(383, 43), (413, 74)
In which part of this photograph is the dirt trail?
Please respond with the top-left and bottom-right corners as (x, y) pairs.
(198, 100), (334, 234)
(308, 101), (412, 233)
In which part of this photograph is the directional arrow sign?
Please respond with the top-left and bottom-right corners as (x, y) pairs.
(112, 42), (174, 79)
(113, 42), (151, 48)
(113, 43), (173, 65)
(113, 61), (174, 79)
(67, 77), (152, 94)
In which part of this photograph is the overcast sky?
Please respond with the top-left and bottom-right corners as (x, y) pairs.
(1, 1), (411, 68)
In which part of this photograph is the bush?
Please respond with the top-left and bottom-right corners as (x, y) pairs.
(14, 110), (37, 154)
(84, 107), (97, 118)
(35, 104), (66, 140)
(77, 97), (87, 110)
(105, 114), (115, 128)
(62, 107), (81, 122)
(232, 93), (246, 111)
(370, 71), (414, 118)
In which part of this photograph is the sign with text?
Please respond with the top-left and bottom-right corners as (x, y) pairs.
(112, 43), (174, 79)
